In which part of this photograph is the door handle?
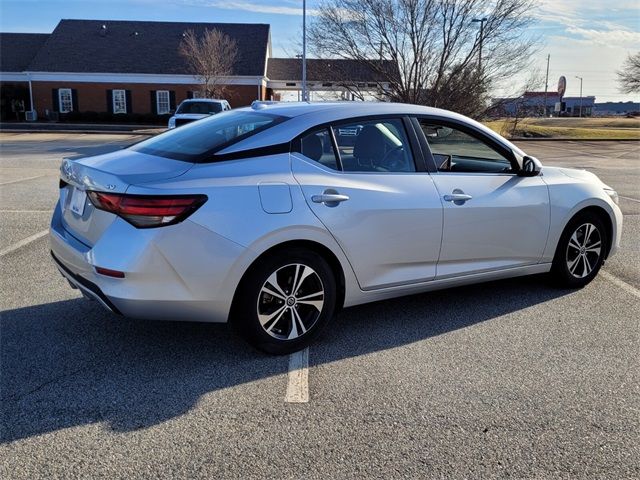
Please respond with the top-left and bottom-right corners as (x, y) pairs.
(311, 191), (350, 207)
(443, 190), (472, 205)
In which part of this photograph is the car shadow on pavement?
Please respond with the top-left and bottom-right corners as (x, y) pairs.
(1, 275), (571, 443)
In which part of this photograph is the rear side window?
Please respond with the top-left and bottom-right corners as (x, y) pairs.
(130, 111), (286, 162)
(299, 128), (339, 170)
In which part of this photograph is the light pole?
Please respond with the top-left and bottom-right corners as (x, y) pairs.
(472, 17), (488, 73)
(302, 0), (308, 102)
(575, 75), (583, 117)
(543, 54), (550, 117)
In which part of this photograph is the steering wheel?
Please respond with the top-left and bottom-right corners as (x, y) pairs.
(377, 145), (406, 171)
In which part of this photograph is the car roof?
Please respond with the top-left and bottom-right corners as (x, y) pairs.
(244, 101), (453, 119)
(181, 98), (227, 103)
(226, 101), (524, 158)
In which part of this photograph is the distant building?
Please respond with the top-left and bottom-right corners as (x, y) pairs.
(594, 101), (640, 116)
(0, 19), (395, 122)
(491, 91), (596, 117)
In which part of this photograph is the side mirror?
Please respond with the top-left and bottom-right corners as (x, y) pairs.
(519, 155), (541, 177)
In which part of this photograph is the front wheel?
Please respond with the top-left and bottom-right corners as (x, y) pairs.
(231, 248), (337, 355)
(550, 212), (607, 288)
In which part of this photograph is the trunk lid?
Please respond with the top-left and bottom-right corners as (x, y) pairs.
(59, 149), (193, 246)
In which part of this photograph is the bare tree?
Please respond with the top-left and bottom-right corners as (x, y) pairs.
(179, 29), (238, 99)
(617, 52), (640, 94)
(309, 0), (538, 118)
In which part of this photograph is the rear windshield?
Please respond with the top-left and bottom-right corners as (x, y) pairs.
(130, 110), (286, 162)
(176, 101), (222, 114)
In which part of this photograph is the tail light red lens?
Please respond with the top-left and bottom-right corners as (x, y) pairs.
(87, 191), (207, 228)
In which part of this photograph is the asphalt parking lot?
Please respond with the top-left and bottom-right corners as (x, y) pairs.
(1, 133), (638, 478)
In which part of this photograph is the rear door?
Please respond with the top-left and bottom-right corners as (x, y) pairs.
(414, 117), (550, 278)
(291, 116), (443, 290)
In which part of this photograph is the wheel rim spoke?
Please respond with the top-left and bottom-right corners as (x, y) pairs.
(569, 232), (581, 251)
(265, 272), (287, 298)
(290, 308), (307, 338)
(287, 309), (300, 339)
(583, 224), (594, 246)
(568, 254), (581, 274)
(262, 307), (287, 331)
(261, 285), (285, 301)
(297, 299), (324, 312)
(292, 265), (314, 296)
(296, 290), (324, 301)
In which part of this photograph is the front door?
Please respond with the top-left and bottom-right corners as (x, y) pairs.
(291, 117), (443, 290)
(416, 118), (550, 278)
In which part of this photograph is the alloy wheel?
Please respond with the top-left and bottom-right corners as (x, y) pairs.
(565, 222), (602, 279)
(256, 263), (325, 340)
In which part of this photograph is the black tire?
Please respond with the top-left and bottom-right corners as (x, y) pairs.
(231, 248), (337, 355)
(550, 211), (608, 288)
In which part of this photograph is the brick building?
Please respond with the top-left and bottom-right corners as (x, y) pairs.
(0, 19), (271, 121)
(0, 19), (395, 122)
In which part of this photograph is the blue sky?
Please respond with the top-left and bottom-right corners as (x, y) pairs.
(1, 0), (638, 102)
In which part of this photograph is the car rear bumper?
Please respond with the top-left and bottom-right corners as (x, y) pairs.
(49, 201), (248, 323)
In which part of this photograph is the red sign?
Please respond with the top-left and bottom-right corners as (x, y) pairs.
(557, 76), (567, 98)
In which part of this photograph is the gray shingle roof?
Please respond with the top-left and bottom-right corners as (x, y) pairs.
(267, 58), (397, 83)
(28, 19), (269, 76)
(0, 33), (49, 72)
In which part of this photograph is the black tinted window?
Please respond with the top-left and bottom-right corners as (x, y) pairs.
(298, 128), (339, 170)
(176, 101), (222, 114)
(130, 111), (285, 162)
(419, 121), (512, 173)
(332, 119), (415, 173)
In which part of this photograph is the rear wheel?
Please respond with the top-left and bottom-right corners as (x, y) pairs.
(551, 212), (607, 288)
(232, 248), (337, 354)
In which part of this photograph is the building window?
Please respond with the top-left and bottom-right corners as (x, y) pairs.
(156, 90), (170, 114)
(58, 88), (73, 113)
(192, 91), (204, 99)
(113, 89), (127, 114)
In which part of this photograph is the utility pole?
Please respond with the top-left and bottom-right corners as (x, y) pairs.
(575, 75), (583, 117)
(472, 17), (488, 72)
(543, 54), (550, 117)
(302, 0), (308, 102)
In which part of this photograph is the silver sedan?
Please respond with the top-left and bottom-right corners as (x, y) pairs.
(50, 102), (622, 354)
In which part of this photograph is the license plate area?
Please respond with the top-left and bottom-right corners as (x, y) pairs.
(69, 187), (87, 216)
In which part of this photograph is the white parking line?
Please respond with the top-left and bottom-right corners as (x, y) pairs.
(285, 347), (309, 403)
(0, 229), (49, 257)
(0, 174), (46, 186)
(601, 270), (640, 300)
(619, 195), (640, 204)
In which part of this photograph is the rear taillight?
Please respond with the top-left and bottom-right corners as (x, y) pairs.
(86, 191), (207, 228)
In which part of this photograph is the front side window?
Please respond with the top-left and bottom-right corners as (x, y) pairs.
(130, 110), (286, 162)
(156, 90), (170, 114)
(113, 89), (126, 114)
(419, 121), (513, 173)
(332, 118), (415, 173)
(58, 88), (73, 113)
